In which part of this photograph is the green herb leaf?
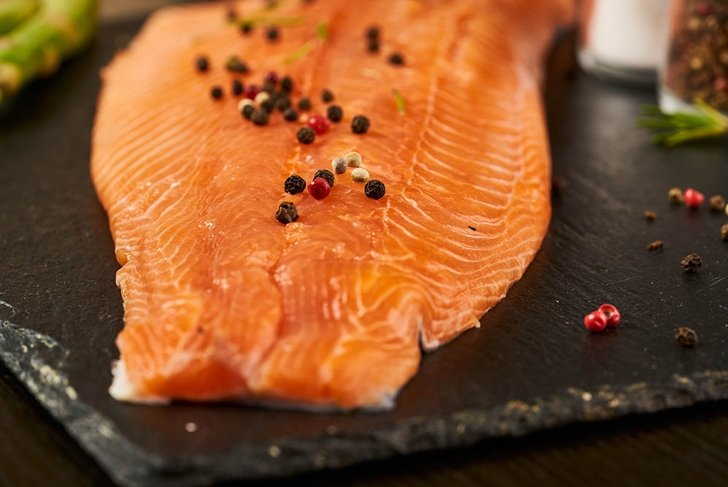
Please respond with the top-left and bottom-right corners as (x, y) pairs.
(238, 15), (305, 28)
(315, 22), (329, 41)
(392, 88), (405, 115)
(638, 100), (728, 147)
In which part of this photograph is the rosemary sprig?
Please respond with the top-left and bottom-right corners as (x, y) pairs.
(392, 89), (405, 115)
(284, 21), (328, 64)
(638, 99), (728, 147)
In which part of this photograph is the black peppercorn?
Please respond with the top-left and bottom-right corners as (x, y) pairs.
(681, 253), (702, 272)
(275, 96), (291, 112)
(388, 52), (404, 66)
(351, 115), (370, 134)
(225, 55), (249, 74)
(297, 97), (311, 111)
(231, 79), (243, 96)
(327, 105), (343, 122)
(281, 76), (294, 93)
(283, 107), (298, 122)
(366, 26), (380, 40)
(364, 179), (386, 200)
(367, 39), (380, 53)
(266, 26), (280, 42)
(321, 89), (334, 103)
(241, 22), (253, 35)
(251, 108), (269, 126)
(210, 85), (223, 100)
(195, 56), (209, 72)
(313, 169), (335, 187)
(284, 174), (307, 194)
(276, 202), (299, 224)
(262, 80), (276, 94)
(297, 126), (316, 144)
(260, 99), (274, 113)
(242, 104), (255, 120)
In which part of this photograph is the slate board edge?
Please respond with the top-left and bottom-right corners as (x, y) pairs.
(2, 320), (728, 487)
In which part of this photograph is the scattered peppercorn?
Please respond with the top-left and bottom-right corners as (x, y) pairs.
(367, 39), (380, 53)
(284, 174), (306, 194)
(245, 84), (261, 100)
(210, 85), (224, 100)
(321, 89), (334, 103)
(308, 177), (331, 200)
(598, 304), (621, 328)
(255, 91), (271, 105)
(364, 179), (385, 199)
(283, 107), (298, 122)
(366, 26), (380, 40)
(240, 22), (253, 35)
(261, 99), (275, 113)
(468, 226), (477, 231)
(281, 76), (294, 93)
(388, 52), (405, 66)
(721, 223), (728, 242)
(647, 240), (664, 251)
(225, 55), (249, 74)
(195, 55), (210, 72)
(275, 96), (291, 112)
(644, 210), (657, 221)
(262, 80), (276, 94)
(308, 114), (330, 134)
(668, 187), (683, 205)
(251, 108), (269, 126)
(231, 79), (243, 96)
(709, 194), (726, 212)
(327, 105), (343, 122)
(683, 188), (704, 208)
(675, 327), (699, 348)
(264, 71), (279, 85)
(681, 253), (702, 272)
(344, 151), (362, 168)
(351, 167), (369, 182)
(266, 26), (280, 42)
(276, 201), (299, 224)
(351, 115), (371, 134)
(583, 310), (607, 333)
(297, 97), (311, 111)
(242, 104), (255, 120)
(297, 126), (316, 144)
(331, 157), (348, 174)
(313, 169), (335, 187)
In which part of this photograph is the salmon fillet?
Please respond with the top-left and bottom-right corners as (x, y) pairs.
(92, 0), (570, 409)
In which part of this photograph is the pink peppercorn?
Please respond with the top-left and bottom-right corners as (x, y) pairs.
(598, 304), (621, 328)
(244, 84), (261, 100)
(584, 310), (608, 333)
(307, 114), (330, 135)
(308, 177), (331, 200)
(683, 188), (704, 208)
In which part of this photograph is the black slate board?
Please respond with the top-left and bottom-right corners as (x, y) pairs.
(2, 14), (728, 487)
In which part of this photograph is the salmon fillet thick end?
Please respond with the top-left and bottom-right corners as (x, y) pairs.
(91, 0), (571, 410)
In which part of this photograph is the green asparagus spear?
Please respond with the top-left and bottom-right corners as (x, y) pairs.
(0, 0), (97, 103)
(0, 0), (40, 35)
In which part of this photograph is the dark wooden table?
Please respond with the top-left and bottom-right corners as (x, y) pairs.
(2, 2), (728, 485)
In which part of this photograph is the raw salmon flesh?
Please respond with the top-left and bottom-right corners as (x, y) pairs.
(91, 0), (570, 409)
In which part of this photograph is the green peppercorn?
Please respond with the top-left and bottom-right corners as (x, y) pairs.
(240, 22), (253, 35)
(297, 126), (316, 144)
(276, 202), (299, 224)
(260, 99), (275, 113)
(252, 108), (269, 125)
(284, 174), (306, 194)
(351, 115), (370, 134)
(275, 96), (292, 112)
(321, 89), (334, 103)
(327, 105), (343, 122)
(225, 55), (249, 73)
(262, 80), (276, 94)
(364, 179), (385, 199)
(283, 107), (298, 121)
(298, 97), (312, 111)
(313, 169), (335, 187)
